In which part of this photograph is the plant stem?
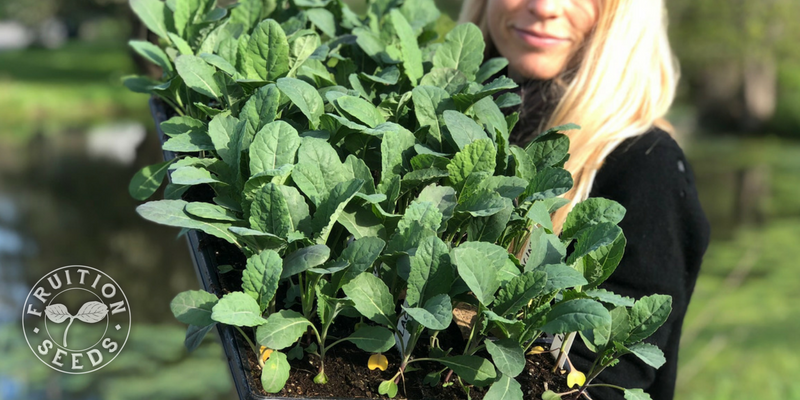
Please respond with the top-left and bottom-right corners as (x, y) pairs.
(234, 326), (264, 368)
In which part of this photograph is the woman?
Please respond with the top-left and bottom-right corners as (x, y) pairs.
(458, 0), (710, 399)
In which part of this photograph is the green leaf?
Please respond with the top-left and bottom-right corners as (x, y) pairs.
(447, 138), (496, 191)
(432, 23), (484, 80)
(207, 114), (241, 169)
(542, 390), (562, 400)
(250, 121), (301, 174)
(628, 294), (672, 343)
(242, 250), (282, 312)
(386, 200), (443, 253)
(281, 245), (330, 279)
(279, 185), (312, 236)
(566, 222), (622, 265)
(129, 40), (173, 73)
(256, 310), (311, 350)
(184, 323), (216, 352)
(229, 0), (263, 30)
(399, 0), (440, 31)
(162, 128), (216, 152)
(338, 236), (386, 288)
(450, 242), (507, 306)
(583, 232), (627, 289)
(473, 96), (509, 140)
(407, 236), (453, 307)
(509, 146), (536, 181)
(306, 8), (336, 37)
(485, 339), (526, 377)
(161, 116), (206, 137)
(245, 19), (290, 81)
(334, 95), (385, 128)
(403, 293), (453, 330)
(475, 57), (509, 84)
(137, 200), (239, 245)
(211, 291), (267, 326)
(525, 131), (570, 170)
(412, 85), (454, 151)
(250, 183), (294, 238)
(378, 380), (398, 398)
(540, 298), (611, 335)
(345, 326), (396, 353)
(525, 229), (566, 272)
(624, 388), (653, 400)
(420, 67), (468, 95)
(170, 166), (220, 185)
(185, 202), (240, 222)
(542, 264), (588, 292)
(437, 355), (497, 387)
(342, 272), (396, 326)
(456, 188), (507, 217)
(176, 55), (223, 99)
(168, 33), (193, 55)
(129, 160), (174, 201)
(452, 77), (517, 111)
(380, 124), (416, 184)
(523, 167), (573, 202)
(313, 179), (364, 244)
(483, 375), (523, 400)
(626, 342), (666, 369)
(562, 198), (626, 240)
(493, 271), (547, 317)
(261, 351), (290, 393)
(417, 184), (457, 225)
(583, 306), (630, 350)
(240, 84), (280, 146)
(466, 198), (513, 242)
(338, 204), (386, 240)
(277, 77), (324, 129)
(288, 32), (321, 76)
(170, 290), (219, 327)
(129, 0), (170, 41)
(443, 110), (488, 151)
(585, 289), (634, 307)
(389, 10), (423, 85)
(527, 201), (554, 232)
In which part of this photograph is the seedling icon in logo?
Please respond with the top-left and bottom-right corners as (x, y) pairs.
(45, 302), (109, 348)
(22, 265), (130, 374)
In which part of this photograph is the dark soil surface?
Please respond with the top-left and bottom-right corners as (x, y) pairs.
(183, 182), (572, 399)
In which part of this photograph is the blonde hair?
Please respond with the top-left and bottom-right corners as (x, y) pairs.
(459, 0), (679, 232)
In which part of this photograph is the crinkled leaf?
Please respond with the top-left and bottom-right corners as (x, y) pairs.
(250, 183), (294, 237)
(245, 19), (290, 81)
(432, 23), (484, 80)
(243, 250), (282, 311)
(250, 120), (301, 174)
(407, 236), (453, 307)
(562, 198), (626, 240)
(493, 271), (547, 317)
(628, 294), (672, 343)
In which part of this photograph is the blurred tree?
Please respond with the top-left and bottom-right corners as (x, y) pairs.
(668, 0), (800, 133)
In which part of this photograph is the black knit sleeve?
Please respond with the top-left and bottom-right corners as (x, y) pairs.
(568, 129), (711, 400)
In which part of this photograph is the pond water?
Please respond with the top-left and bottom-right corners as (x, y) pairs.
(0, 123), (235, 400)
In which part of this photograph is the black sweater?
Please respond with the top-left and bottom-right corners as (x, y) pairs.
(568, 128), (711, 400)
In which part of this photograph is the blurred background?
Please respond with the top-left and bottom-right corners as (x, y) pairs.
(0, 0), (798, 399)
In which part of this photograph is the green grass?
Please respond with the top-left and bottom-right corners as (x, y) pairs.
(0, 40), (151, 144)
(676, 136), (800, 399)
